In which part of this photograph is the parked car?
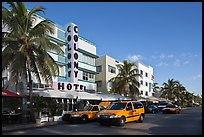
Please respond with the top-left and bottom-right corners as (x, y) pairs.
(162, 104), (181, 114)
(62, 102), (111, 123)
(96, 100), (145, 127)
(145, 105), (159, 114)
(157, 101), (170, 112)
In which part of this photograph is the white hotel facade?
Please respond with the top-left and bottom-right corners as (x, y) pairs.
(2, 14), (101, 113)
(33, 15), (98, 93)
(3, 14), (98, 93)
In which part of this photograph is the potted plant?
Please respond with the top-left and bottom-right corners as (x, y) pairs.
(47, 98), (57, 122)
(32, 95), (46, 124)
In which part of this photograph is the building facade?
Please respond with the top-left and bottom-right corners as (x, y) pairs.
(135, 61), (154, 97)
(96, 55), (154, 97)
(95, 55), (121, 93)
(32, 14), (98, 93)
(2, 13), (99, 113)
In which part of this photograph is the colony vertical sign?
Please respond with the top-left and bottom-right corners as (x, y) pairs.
(66, 23), (79, 83)
(52, 23), (86, 91)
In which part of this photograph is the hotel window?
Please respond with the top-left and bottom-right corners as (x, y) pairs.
(82, 54), (95, 66)
(140, 80), (143, 85)
(115, 60), (119, 63)
(39, 83), (44, 88)
(145, 82), (148, 86)
(83, 71), (88, 81)
(83, 71), (94, 82)
(96, 81), (102, 87)
(32, 83), (38, 88)
(96, 66), (102, 72)
(145, 91), (148, 96)
(140, 70), (143, 75)
(57, 29), (65, 40)
(108, 81), (112, 87)
(145, 72), (148, 77)
(89, 73), (94, 82)
(108, 65), (116, 74)
(136, 69), (139, 74)
(140, 90), (143, 95)
(45, 84), (52, 88)
(59, 65), (65, 77)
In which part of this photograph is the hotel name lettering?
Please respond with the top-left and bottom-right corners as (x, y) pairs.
(67, 24), (79, 81)
(58, 82), (86, 91)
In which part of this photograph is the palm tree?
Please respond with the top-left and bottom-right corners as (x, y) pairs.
(184, 92), (194, 105)
(174, 83), (186, 105)
(160, 78), (179, 100)
(109, 60), (141, 99)
(152, 83), (160, 92)
(2, 2), (64, 120)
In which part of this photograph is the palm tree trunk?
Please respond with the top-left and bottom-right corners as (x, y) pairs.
(27, 65), (35, 122)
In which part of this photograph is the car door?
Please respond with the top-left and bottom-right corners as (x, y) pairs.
(125, 102), (134, 122)
(132, 102), (143, 121)
(90, 106), (99, 119)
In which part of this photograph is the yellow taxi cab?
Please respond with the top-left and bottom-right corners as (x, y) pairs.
(62, 102), (111, 123)
(162, 104), (181, 114)
(96, 100), (145, 127)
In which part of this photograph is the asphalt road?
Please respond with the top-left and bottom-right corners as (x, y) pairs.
(2, 107), (202, 135)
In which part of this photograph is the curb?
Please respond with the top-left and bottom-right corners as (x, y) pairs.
(2, 121), (65, 133)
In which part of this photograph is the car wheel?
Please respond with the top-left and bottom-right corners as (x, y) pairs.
(62, 114), (71, 122)
(118, 117), (125, 127)
(138, 114), (144, 123)
(152, 110), (155, 114)
(81, 115), (88, 123)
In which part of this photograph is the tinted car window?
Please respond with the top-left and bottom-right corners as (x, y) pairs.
(92, 106), (99, 111)
(133, 102), (143, 109)
(107, 103), (126, 110)
(126, 103), (133, 110)
(100, 106), (106, 110)
(83, 106), (93, 111)
(159, 102), (168, 105)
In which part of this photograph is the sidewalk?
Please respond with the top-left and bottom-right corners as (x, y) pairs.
(2, 121), (64, 133)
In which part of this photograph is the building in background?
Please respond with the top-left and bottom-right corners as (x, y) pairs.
(95, 55), (122, 93)
(96, 55), (154, 98)
(135, 61), (154, 97)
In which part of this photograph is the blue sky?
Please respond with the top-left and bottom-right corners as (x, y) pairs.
(3, 2), (202, 96)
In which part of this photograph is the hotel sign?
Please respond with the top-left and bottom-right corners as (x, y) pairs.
(66, 23), (79, 83)
(52, 23), (86, 92)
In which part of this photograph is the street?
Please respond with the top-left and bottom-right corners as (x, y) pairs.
(2, 107), (202, 135)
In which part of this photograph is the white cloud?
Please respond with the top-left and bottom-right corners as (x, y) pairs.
(152, 54), (174, 60)
(127, 54), (142, 62)
(156, 61), (168, 67)
(174, 59), (181, 67)
(159, 54), (165, 60)
(167, 54), (174, 58)
(193, 74), (201, 80)
(183, 61), (189, 65)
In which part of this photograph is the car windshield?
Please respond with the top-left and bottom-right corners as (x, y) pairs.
(83, 105), (93, 111)
(149, 105), (156, 108)
(100, 106), (106, 110)
(166, 104), (175, 108)
(106, 103), (126, 110)
(159, 102), (168, 105)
